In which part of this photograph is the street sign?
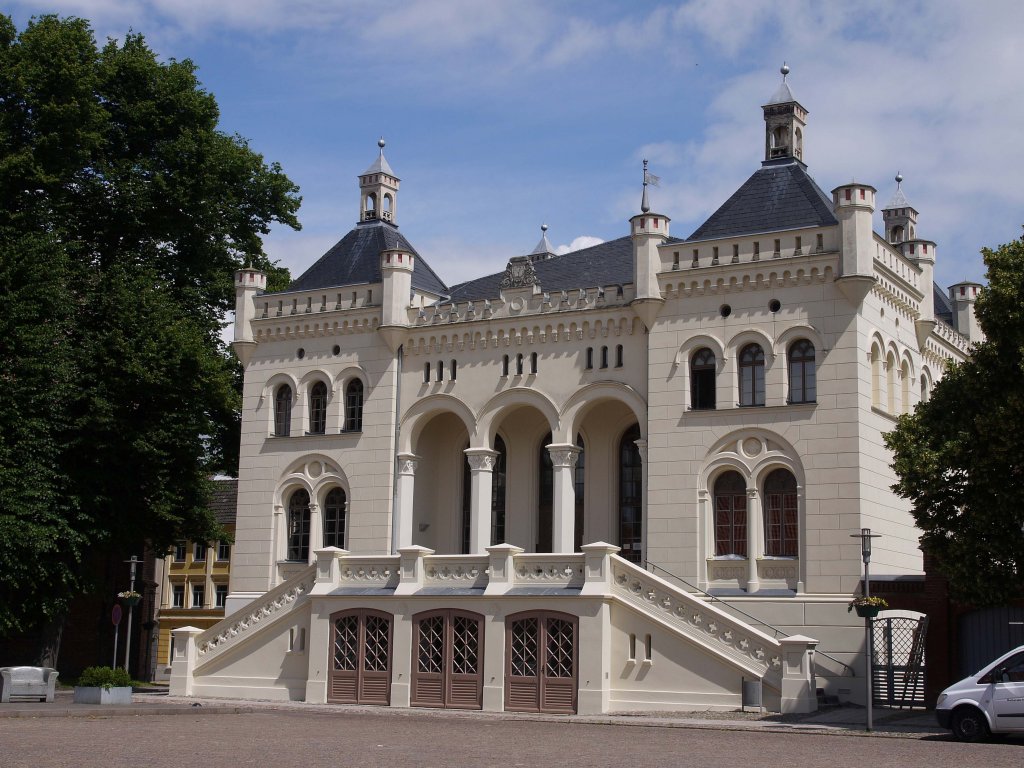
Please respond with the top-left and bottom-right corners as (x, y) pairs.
(111, 604), (123, 626)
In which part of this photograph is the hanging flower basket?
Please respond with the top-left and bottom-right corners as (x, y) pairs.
(118, 590), (142, 607)
(848, 596), (887, 618)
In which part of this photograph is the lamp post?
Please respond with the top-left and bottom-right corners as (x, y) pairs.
(122, 555), (140, 673)
(850, 528), (882, 732)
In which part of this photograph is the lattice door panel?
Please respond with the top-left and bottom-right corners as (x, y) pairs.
(505, 612), (577, 714)
(411, 610), (484, 710)
(327, 610), (392, 706)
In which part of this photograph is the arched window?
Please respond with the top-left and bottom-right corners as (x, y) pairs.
(690, 348), (716, 410)
(323, 487), (347, 549)
(920, 374), (929, 403)
(901, 360), (911, 414)
(344, 379), (364, 432)
(763, 469), (797, 557)
(450, 360), (457, 381)
(530, 352), (538, 374)
(437, 360), (444, 382)
(491, 436), (507, 545)
(287, 489), (311, 561)
(886, 352), (897, 413)
(615, 345), (623, 368)
(871, 344), (882, 407)
(274, 384), (293, 436)
(424, 362), (431, 383)
(585, 348), (593, 370)
(502, 355), (509, 377)
(713, 471), (747, 557)
(538, 433), (553, 553)
(308, 381), (327, 434)
(600, 346), (609, 369)
(461, 443), (472, 555)
(516, 354), (524, 376)
(794, 127), (803, 157)
(787, 340), (816, 404)
(738, 343), (765, 406)
(574, 434), (585, 552)
(618, 425), (642, 563)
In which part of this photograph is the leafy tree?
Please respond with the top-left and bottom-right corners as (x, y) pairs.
(886, 236), (1024, 606)
(0, 14), (300, 645)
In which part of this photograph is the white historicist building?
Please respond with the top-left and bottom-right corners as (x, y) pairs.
(170, 68), (979, 714)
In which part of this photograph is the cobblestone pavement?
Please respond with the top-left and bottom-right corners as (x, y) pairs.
(2, 706), (1023, 768)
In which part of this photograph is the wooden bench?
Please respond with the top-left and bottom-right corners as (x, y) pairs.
(0, 666), (59, 703)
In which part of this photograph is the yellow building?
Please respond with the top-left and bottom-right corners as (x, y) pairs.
(154, 479), (236, 681)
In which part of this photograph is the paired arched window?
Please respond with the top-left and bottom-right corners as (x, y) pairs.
(323, 487), (347, 549)
(274, 384), (293, 436)
(690, 348), (716, 410)
(738, 344), (765, 407)
(618, 425), (642, 563)
(763, 469), (798, 557)
(287, 489), (311, 561)
(344, 379), (364, 432)
(308, 381), (328, 434)
(787, 340), (816, 404)
(713, 471), (747, 557)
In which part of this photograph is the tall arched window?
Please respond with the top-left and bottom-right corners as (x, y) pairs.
(713, 471), (747, 557)
(287, 489), (311, 561)
(787, 340), (816, 404)
(901, 360), (910, 414)
(762, 469), (797, 557)
(461, 444), (472, 555)
(491, 436), (507, 545)
(920, 374), (929, 403)
(274, 384), (293, 436)
(618, 425), (642, 563)
(871, 344), (882, 407)
(690, 348), (716, 410)
(323, 487), (347, 549)
(344, 379), (364, 432)
(309, 381), (327, 434)
(886, 352), (897, 413)
(538, 433), (553, 553)
(739, 343), (765, 407)
(574, 434), (585, 552)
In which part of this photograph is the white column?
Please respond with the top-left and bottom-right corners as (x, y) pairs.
(697, 488), (710, 591)
(308, 502), (322, 563)
(746, 488), (761, 593)
(547, 443), (580, 553)
(394, 453), (419, 551)
(465, 448), (499, 554)
(272, 504), (285, 587)
(796, 484), (806, 594)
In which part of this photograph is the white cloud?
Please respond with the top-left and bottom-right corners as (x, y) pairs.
(555, 236), (604, 255)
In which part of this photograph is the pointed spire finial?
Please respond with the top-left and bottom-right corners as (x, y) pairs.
(895, 171), (903, 187)
(378, 137), (386, 150)
(781, 61), (790, 80)
(541, 223), (548, 233)
(641, 159), (651, 214)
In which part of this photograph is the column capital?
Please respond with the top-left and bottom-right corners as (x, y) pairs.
(746, 488), (759, 499)
(465, 447), (499, 472)
(633, 437), (648, 463)
(546, 443), (581, 469)
(396, 452), (420, 475)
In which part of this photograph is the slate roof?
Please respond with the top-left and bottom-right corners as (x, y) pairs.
(447, 236), (645, 303)
(765, 80), (798, 106)
(934, 283), (954, 328)
(284, 220), (448, 297)
(210, 479), (237, 526)
(687, 159), (837, 242)
(884, 186), (913, 211)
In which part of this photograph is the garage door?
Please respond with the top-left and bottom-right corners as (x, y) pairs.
(410, 609), (484, 709)
(328, 609), (392, 705)
(505, 611), (577, 714)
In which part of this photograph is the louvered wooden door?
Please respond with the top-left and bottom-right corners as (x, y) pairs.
(410, 609), (484, 710)
(505, 611), (577, 714)
(328, 609), (392, 705)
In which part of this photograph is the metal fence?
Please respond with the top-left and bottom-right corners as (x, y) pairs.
(871, 615), (928, 708)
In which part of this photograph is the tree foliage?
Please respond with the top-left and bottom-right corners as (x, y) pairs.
(886, 236), (1024, 606)
(0, 14), (300, 636)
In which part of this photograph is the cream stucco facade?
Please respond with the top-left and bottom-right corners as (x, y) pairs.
(171, 71), (978, 713)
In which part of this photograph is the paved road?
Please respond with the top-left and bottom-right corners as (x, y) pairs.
(2, 710), (1021, 768)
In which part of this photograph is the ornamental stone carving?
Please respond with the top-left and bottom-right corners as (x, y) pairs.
(466, 453), (497, 472)
(547, 446), (580, 469)
(499, 256), (541, 289)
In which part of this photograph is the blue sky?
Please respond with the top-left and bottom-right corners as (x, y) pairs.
(8, 1), (1024, 293)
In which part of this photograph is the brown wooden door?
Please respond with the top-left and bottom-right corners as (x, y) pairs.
(505, 611), (577, 714)
(328, 609), (392, 705)
(410, 609), (484, 710)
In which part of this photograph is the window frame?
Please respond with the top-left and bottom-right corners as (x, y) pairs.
(762, 468), (799, 557)
(787, 339), (816, 404)
(191, 583), (205, 609)
(216, 541), (230, 561)
(193, 541), (207, 562)
(215, 584), (229, 609)
(274, 384), (293, 436)
(713, 471), (748, 557)
(323, 487), (347, 549)
(171, 584), (185, 609)
(690, 348), (716, 410)
(344, 379), (364, 432)
(308, 380), (328, 435)
(287, 489), (312, 562)
(738, 343), (766, 407)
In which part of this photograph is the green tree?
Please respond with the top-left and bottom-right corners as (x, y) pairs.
(885, 236), (1024, 606)
(0, 14), (300, 644)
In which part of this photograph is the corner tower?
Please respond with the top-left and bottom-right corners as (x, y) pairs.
(630, 159), (669, 329)
(359, 138), (400, 224)
(762, 63), (807, 163)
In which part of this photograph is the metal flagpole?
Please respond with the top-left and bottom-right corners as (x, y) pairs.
(123, 555), (140, 673)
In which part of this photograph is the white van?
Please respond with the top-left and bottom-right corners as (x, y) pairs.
(936, 644), (1024, 741)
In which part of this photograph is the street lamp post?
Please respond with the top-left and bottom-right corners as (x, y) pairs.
(851, 528), (882, 732)
(123, 555), (140, 673)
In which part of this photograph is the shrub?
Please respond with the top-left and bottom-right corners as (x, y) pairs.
(77, 666), (132, 689)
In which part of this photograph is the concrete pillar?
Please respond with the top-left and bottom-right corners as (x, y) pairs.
(395, 545), (433, 596)
(308, 502), (322, 563)
(484, 543), (524, 596)
(635, 438), (648, 562)
(465, 448), (499, 553)
(547, 443), (580, 553)
(746, 488), (761, 593)
(778, 634), (819, 714)
(394, 453), (419, 551)
(580, 542), (621, 596)
(305, 598), (330, 704)
(169, 626), (202, 696)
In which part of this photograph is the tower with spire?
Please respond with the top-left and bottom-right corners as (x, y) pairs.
(359, 138), (400, 224)
(763, 63), (807, 163)
(630, 159), (669, 329)
(881, 172), (918, 245)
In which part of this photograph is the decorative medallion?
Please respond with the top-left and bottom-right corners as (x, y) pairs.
(499, 256), (541, 290)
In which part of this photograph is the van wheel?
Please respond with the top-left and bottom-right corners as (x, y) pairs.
(951, 707), (989, 742)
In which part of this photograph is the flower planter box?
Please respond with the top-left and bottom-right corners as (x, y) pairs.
(73, 686), (133, 705)
(854, 604), (881, 619)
